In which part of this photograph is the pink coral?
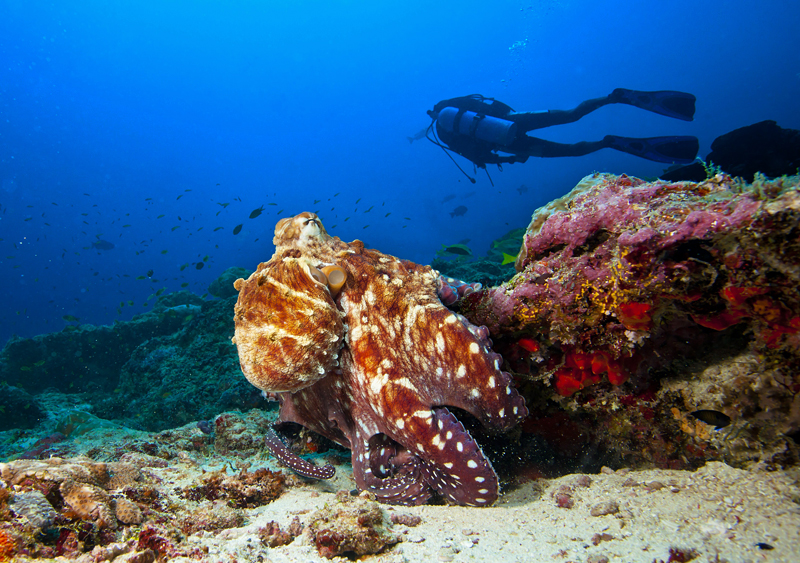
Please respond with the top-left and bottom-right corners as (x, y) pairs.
(463, 173), (800, 385)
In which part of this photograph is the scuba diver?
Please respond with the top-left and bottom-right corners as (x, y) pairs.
(424, 89), (699, 184)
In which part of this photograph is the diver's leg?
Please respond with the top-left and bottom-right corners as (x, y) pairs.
(510, 95), (613, 132)
(510, 136), (610, 158)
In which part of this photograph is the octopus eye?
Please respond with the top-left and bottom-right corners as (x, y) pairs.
(308, 265), (327, 286)
(321, 265), (346, 296)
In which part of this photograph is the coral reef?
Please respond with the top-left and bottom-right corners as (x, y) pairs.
(207, 266), (252, 299)
(305, 491), (400, 559)
(431, 227), (523, 288)
(234, 212), (528, 506)
(211, 410), (275, 458)
(93, 293), (261, 431)
(459, 173), (800, 470)
(0, 267), (269, 432)
(0, 386), (43, 431)
(0, 457), (142, 530)
(0, 415), (296, 561)
(0, 291), (205, 394)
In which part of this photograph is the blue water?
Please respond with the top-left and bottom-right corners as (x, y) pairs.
(1, 0), (799, 345)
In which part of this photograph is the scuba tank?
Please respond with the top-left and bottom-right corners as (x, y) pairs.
(436, 106), (518, 147)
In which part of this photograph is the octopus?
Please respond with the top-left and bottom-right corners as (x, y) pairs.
(232, 212), (528, 506)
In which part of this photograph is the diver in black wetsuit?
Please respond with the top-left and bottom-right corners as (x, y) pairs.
(425, 89), (699, 183)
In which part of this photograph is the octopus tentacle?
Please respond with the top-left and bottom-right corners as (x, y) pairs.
(264, 428), (335, 480)
(350, 429), (431, 505)
(415, 407), (499, 506)
(365, 434), (398, 478)
(436, 275), (482, 306)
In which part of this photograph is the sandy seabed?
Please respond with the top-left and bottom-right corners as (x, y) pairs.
(5, 414), (799, 563)
(185, 461), (799, 563)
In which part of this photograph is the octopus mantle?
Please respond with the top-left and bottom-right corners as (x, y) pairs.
(233, 212), (528, 506)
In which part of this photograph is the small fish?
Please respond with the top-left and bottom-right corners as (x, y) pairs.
(181, 282), (189, 288)
(34, 360), (46, 367)
(195, 262), (204, 270)
(501, 252), (518, 266)
(755, 543), (774, 551)
(91, 240), (115, 250)
(180, 263), (189, 271)
(161, 249), (168, 254)
(136, 275), (146, 280)
(233, 224), (243, 235)
(407, 127), (428, 144)
(517, 184), (529, 194)
(517, 338), (539, 353)
(171, 226), (180, 231)
(203, 255), (209, 262)
(147, 269), (154, 277)
(217, 202), (230, 208)
(449, 205), (468, 218)
(691, 410), (731, 429)
(157, 214), (165, 218)
(441, 194), (456, 203)
(177, 194), (184, 200)
(442, 243), (472, 256)
(62, 315), (80, 322)
(155, 288), (165, 296)
(249, 206), (265, 219)
(213, 227), (223, 231)
(267, 202), (277, 206)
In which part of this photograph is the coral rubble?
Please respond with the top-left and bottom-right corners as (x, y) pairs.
(305, 491), (400, 559)
(460, 173), (800, 470)
(0, 457), (142, 530)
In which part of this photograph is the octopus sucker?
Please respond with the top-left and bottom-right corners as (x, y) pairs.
(234, 212), (529, 506)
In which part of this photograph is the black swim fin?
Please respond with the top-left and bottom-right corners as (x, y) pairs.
(605, 135), (699, 164)
(611, 89), (696, 121)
